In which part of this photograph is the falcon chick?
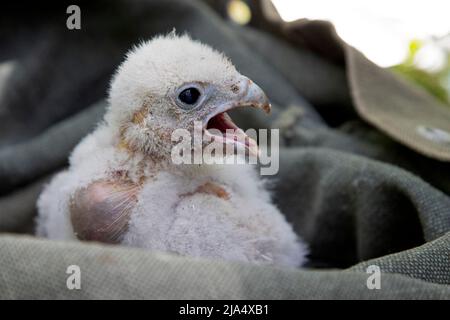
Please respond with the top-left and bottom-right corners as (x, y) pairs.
(37, 34), (307, 267)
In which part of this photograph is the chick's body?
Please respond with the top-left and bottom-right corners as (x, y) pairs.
(36, 34), (307, 267)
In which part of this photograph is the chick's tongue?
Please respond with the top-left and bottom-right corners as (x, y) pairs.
(206, 112), (239, 132)
(206, 112), (258, 155)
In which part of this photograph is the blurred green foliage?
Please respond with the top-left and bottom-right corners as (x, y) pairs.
(391, 39), (450, 105)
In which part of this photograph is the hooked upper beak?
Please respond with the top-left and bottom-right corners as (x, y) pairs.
(235, 76), (271, 114)
(202, 76), (271, 158)
(202, 76), (271, 128)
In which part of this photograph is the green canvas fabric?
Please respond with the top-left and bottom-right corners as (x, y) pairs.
(0, 0), (449, 299)
(350, 232), (450, 285)
(0, 235), (449, 299)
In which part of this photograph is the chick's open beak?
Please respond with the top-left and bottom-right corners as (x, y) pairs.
(203, 77), (271, 157)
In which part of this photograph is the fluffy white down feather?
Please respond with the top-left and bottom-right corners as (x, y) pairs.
(36, 34), (308, 267)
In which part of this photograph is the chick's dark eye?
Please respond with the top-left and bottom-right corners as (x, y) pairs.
(178, 87), (200, 105)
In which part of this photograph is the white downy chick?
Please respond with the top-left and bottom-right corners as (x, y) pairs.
(37, 34), (308, 267)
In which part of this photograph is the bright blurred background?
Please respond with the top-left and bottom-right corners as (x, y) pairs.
(227, 0), (450, 105)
